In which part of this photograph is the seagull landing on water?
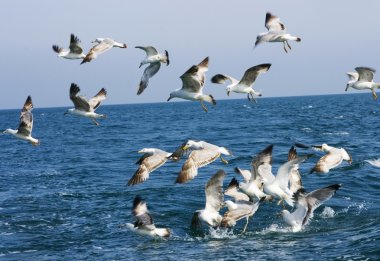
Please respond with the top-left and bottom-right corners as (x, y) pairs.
(255, 12), (301, 53)
(3, 96), (40, 146)
(127, 148), (172, 186)
(52, 34), (86, 59)
(169, 140), (232, 184)
(64, 83), (107, 126)
(295, 143), (352, 174)
(167, 57), (216, 112)
(280, 184), (341, 232)
(345, 67), (380, 100)
(191, 170), (225, 230)
(81, 38), (127, 64)
(124, 196), (170, 238)
(211, 64), (271, 103)
(135, 46), (169, 95)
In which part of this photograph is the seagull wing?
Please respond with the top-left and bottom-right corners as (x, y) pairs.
(234, 167), (251, 183)
(303, 184), (341, 225)
(128, 152), (168, 186)
(137, 62), (161, 95)
(69, 34), (83, 54)
(253, 144), (274, 183)
(355, 67), (376, 82)
(135, 46), (158, 56)
(175, 148), (221, 183)
(265, 12), (285, 32)
(239, 64), (271, 87)
(82, 39), (114, 63)
(205, 170), (225, 213)
(180, 57), (209, 93)
(274, 155), (309, 191)
(211, 74), (238, 85)
(221, 203), (254, 228)
(69, 83), (90, 111)
(346, 72), (359, 81)
(17, 96), (33, 136)
(311, 152), (342, 173)
(132, 196), (155, 228)
(88, 88), (107, 111)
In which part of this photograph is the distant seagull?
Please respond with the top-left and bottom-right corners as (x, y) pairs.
(365, 159), (380, 168)
(64, 83), (107, 125)
(259, 145), (310, 207)
(345, 67), (380, 100)
(280, 184), (341, 232)
(81, 38), (127, 64)
(222, 178), (264, 232)
(295, 143), (352, 173)
(211, 64), (271, 102)
(255, 12), (301, 53)
(3, 96), (39, 146)
(52, 34), (86, 59)
(190, 170), (225, 230)
(127, 148), (172, 186)
(167, 57), (216, 112)
(135, 46), (169, 95)
(287, 146), (303, 193)
(125, 196), (170, 237)
(170, 140), (231, 184)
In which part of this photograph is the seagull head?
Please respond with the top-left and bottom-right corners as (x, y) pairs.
(30, 138), (40, 146)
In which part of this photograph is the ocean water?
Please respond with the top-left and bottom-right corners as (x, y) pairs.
(0, 93), (379, 260)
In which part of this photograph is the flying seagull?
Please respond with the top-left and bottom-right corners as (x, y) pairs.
(222, 178), (264, 232)
(345, 67), (380, 100)
(64, 83), (107, 125)
(81, 38), (127, 64)
(190, 170), (225, 230)
(170, 140), (231, 184)
(280, 184), (341, 232)
(211, 64), (271, 102)
(127, 148), (172, 186)
(295, 143), (352, 173)
(52, 34), (86, 59)
(167, 57), (216, 112)
(255, 12), (301, 53)
(3, 96), (39, 146)
(135, 46), (169, 95)
(125, 196), (170, 237)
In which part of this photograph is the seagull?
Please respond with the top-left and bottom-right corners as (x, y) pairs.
(288, 146), (303, 193)
(135, 46), (169, 95)
(234, 144), (274, 201)
(211, 64), (271, 102)
(222, 177), (264, 232)
(64, 83), (107, 125)
(255, 12), (301, 53)
(258, 145), (310, 207)
(280, 184), (341, 232)
(190, 170), (225, 230)
(365, 159), (380, 168)
(127, 148), (172, 186)
(167, 57), (216, 112)
(295, 143), (352, 173)
(345, 67), (380, 100)
(125, 196), (170, 237)
(170, 140), (231, 184)
(52, 34), (86, 59)
(3, 96), (39, 146)
(81, 38), (127, 64)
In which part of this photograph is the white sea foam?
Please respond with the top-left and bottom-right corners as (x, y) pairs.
(301, 127), (312, 132)
(320, 206), (335, 218)
(259, 224), (290, 234)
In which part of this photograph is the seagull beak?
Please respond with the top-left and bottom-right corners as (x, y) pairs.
(167, 97), (172, 102)
(181, 145), (189, 151)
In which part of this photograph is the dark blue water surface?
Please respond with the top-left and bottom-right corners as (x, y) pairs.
(0, 94), (379, 260)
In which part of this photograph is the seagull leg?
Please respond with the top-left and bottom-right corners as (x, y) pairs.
(250, 93), (257, 103)
(277, 199), (286, 209)
(286, 41), (292, 50)
(220, 155), (229, 164)
(200, 101), (208, 112)
(283, 42), (288, 53)
(92, 119), (100, 126)
(242, 217), (249, 233)
(371, 89), (378, 100)
(247, 94), (251, 101)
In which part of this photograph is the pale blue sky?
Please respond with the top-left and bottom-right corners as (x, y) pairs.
(1, 0), (379, 109)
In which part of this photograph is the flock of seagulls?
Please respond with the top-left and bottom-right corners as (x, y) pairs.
(2, 11), (377, 239)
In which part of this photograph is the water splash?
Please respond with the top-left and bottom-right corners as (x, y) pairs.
(320, 206), (335, 218)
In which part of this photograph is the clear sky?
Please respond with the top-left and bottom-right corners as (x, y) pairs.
(1, 0), (379, 109)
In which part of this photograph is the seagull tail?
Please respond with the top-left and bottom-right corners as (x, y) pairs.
(296, 37), (301, 42)
(155, 228), (170, 237)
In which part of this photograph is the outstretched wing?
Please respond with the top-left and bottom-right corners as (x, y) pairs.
(69, 83), (90, 111)
(69, 34), (83, 54)
(265, 12), (285, 32)
(88, 88), (107, 111)
(17, 96), (34, 136)
(239, 64), (271, 87)
(180, 57), (209, 93)
(355, 67), (376, 82)
(135, 46), (158, 56)
(211, 74), (238, 85)
(205, 170), (225, 213)
(137, 62), (161, 95)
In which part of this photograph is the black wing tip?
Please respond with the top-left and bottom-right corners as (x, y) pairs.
(52, 45), (60, 53)
(227, 177), (239, 189)
(233, 167), (241, 174)
(70, 33), (80, 43)
(165, 50), (170, 66)
(211, 74), (226, 84)
(209, 94), (216, 105)
(199, 56), (209, 67)
(133, 195), (143, 209)
(70, 83), (80, 94)
(264, 144), (274, 153)
(288, 146), (297, 161)
(355, 66), (376, 74)
(327, 184), (342, 191)
(294, 142), (310, 149)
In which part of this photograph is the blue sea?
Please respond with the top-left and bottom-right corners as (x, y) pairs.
(0, 94), (379, 260)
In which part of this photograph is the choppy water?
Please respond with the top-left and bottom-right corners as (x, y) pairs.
(0, 94), (379, 260)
